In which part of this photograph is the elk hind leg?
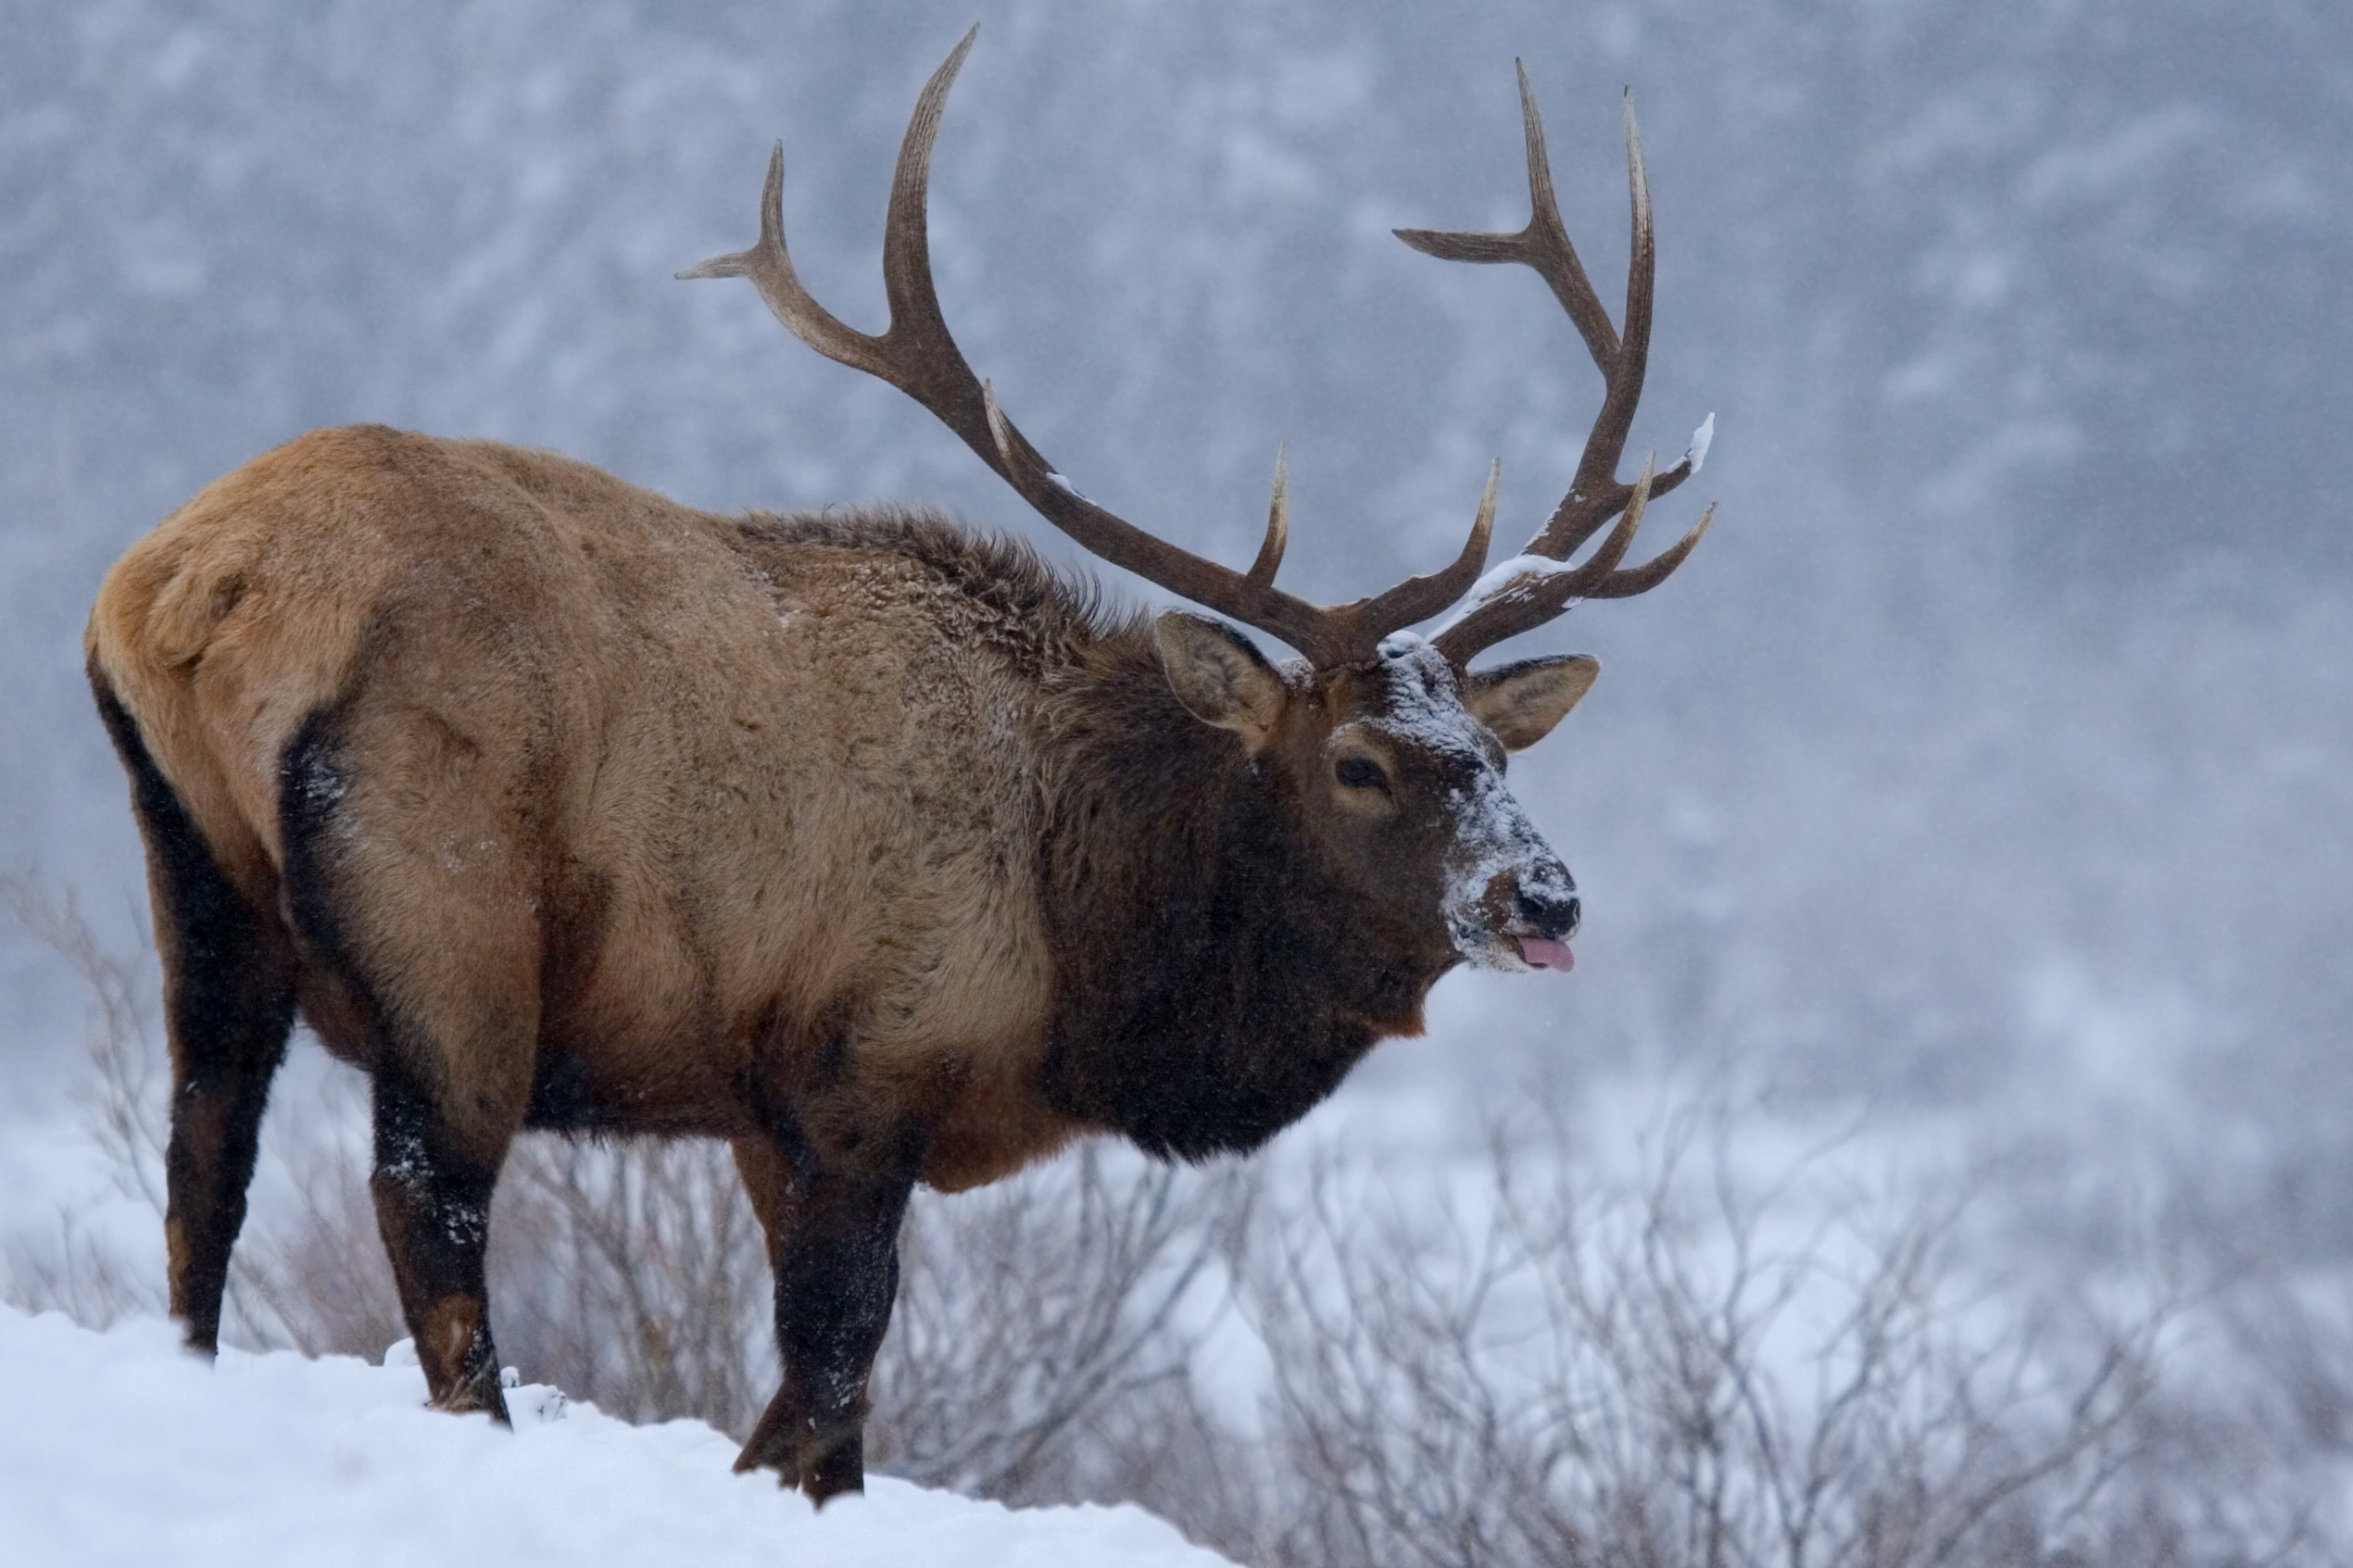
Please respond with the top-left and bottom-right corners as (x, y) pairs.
(280, 703), (536, 1421)
(93, 665), (296, 1355)
(366, 1062), (520, 1420)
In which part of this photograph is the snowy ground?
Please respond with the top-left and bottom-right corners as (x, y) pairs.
(0, 1306), (1235, 1568)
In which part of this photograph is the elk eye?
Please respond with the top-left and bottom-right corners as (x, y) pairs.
(1336, 757), (1389, 792)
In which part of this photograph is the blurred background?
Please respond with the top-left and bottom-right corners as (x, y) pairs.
(3, 0), (2349, 1273)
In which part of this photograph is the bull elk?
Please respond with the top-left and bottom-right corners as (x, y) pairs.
(85, 31), (1713, 1503)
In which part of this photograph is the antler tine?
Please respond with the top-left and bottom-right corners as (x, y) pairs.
(1237, 444), (1493, 640)
(686, 30), (1504, 669)
(674, 144), (879, 371)
(872, 27), (993, 450)
(1518, 94), (1709, 563)
(1335, 459), (1497, 643)
(1247, 445), (1289, 588)
(1394, 61), (1619, 374)
(674, 31), (981, 411)
(1432, 458), (1715, 661)
(1545, 89), (1657, 554)
(1583, 501), (1714, 599)
(1430, 458), (1647, 665)
(1405, 72), (1717, 664)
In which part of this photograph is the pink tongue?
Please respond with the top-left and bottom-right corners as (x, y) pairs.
(1517, 935), (1576, 972)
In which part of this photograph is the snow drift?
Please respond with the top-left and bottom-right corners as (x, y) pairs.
(0, 1305), (1235, 1567)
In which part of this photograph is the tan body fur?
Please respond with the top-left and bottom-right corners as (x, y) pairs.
(95, 425), (1067, 1192)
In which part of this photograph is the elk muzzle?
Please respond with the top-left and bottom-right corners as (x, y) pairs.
(1508, 867), (1580, 971)
(1442, 783), (1581, 973)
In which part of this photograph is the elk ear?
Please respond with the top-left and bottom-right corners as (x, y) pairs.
(1155, 610), (1287, 747)
(1466, 654), (1600, 752)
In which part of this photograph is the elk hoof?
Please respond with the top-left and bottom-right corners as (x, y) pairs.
(733, 1401), (864, 1503)
(426, 1370), (513, 1426)
(798, 1427), (866, 1506)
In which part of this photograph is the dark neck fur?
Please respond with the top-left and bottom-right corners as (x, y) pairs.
(738, 505), (1450, 1160)
(1035, 634), (1447, 1160)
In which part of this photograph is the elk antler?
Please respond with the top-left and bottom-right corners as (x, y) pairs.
(680, 27), (1493, 670)
(1404, 67), (1717, 666)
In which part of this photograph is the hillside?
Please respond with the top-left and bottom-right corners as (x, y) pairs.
(0, 1306), (1234, 1568)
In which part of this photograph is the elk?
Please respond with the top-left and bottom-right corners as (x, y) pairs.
(84, 31), (1712, 1503)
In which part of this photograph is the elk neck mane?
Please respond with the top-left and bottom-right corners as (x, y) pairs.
(738, 505), (1446, 1163)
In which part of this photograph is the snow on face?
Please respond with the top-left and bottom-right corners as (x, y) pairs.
(1368, 634), (1572, 972)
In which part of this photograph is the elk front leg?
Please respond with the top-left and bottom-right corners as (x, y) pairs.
(733, 1128), (919, 1504)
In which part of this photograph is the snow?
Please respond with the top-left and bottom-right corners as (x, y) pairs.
(1682, 411), (1715, 475)
(1453, 550), (1586, 613)
(0, 1306), (1237, 1568)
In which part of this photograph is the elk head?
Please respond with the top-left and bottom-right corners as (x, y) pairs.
(682, 28), (1715, 981)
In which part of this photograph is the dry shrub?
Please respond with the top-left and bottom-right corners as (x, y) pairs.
(231, 1072), (407, 1361)
(3, 875), (170, 1329)
(489, 1136), (775, 1434)
(870, 1144), (1252, 1503)
(1232, 1112), (2172, 1568)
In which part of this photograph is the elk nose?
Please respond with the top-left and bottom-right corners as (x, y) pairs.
(1516, 881), (1580, 940)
